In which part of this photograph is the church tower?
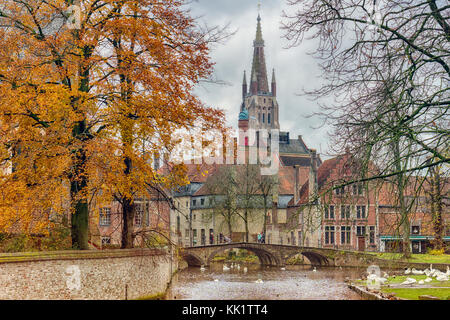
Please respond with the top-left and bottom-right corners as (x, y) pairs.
(240, 14), (280, 132)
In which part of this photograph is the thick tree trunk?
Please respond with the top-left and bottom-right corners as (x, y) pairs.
(71, 200), (89, 250)
(70, 120), (90, 250)
(121, 196), (135, 249)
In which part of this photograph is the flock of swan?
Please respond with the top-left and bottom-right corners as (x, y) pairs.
(367, 265), (450, 286)
(401, 265), (450, 285)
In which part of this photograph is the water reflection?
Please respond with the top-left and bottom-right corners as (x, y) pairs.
(166, 262), (363, 300)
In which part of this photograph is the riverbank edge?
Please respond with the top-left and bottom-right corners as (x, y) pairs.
(347, 283), (404, 300)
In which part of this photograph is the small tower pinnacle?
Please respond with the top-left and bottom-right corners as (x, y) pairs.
(242, 70), (247, 98)
(271, 68), (276, 96)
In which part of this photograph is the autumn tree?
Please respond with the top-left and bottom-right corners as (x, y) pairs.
(0, 0), (226, 250)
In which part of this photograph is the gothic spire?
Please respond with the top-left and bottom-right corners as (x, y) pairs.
(250, 14), (269, 94)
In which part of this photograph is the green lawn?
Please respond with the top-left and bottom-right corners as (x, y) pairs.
(383, 274), (450, 287)
(368, 252), (450, 264)
(381, 287), (450, 300)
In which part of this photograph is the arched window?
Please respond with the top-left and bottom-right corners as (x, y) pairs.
(262, 113), (265, 123)
(268, 113), (271, 124)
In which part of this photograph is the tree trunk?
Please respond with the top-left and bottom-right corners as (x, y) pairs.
(393, 139), (411, 258)
(121, 196), (135, 249)
(70, 120), (90, 250)
(71, 200), (89, 250)
(263, 196), (268, 243)
(430, 167), (444, 250)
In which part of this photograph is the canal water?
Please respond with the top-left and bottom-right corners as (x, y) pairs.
(166, 262), (364, 300)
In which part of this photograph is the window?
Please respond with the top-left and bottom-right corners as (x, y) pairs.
(356, 226), (366, 236)
(341, 205), (351, 219)
(134, 204), (144, 227)
(341, 226), (351, 244)
(356, 205), (366, 219)
(262, 113), (265, 123)
(201, 198), (205, 206)
(176, 216), (180, 234)
(185, 229), (189, 239)
(335, 186), (345, 195)
(411, 225), (420, 235)
(325, 205), (335, 219)
(186, 201), (188, 207)
(369, 226), (375, 244)
(352, 183), (363, 195)
(192, 199), (196, 206)
(268, 113), (271, 124)
(325, 226), (335, 245)
(99, 208), (111, 226)
(193, 214), (196, 221)
(101, 237), (111, 245)
(193, 229), (197, 238)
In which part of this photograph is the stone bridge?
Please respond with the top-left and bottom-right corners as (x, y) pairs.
(180, 242), (380, 267)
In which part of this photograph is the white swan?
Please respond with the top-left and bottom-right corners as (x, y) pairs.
(254, 279), (263, 283)
(404, 268), (411, 275)
(200, 265), (206, 272)
(401, 277), (417, 285)
(213, 279), (219, 282)
(418, 280), (425, 285)
(424, 277), (433, 283)
(313, 267), (317, 272)
(436, 274), (449, 282)
(223, 264), (230, 271)
(281, 267), (286, 271)
(412, 268), (424, 275)
(446, 266), (450, 276)
(243, 267), (248, 273)
(236, 264), (241, 271)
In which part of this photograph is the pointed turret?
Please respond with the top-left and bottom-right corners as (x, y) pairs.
(250, 14), (269, 94)
(242, 70), (247, 98)
(271, 69), (276, 97)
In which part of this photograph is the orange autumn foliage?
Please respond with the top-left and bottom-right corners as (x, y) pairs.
(0, 0), (225, 243)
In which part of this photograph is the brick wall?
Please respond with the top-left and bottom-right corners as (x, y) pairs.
(0, 248), (177, 300)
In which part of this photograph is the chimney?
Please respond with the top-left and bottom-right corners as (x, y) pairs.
(309, 149), (318, 201)
(294, 165), (300, 204)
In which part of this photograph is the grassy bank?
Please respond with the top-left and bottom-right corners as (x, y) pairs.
(367, 252), (450, 264)
(381, 288), (450, 300)
(353, 273), (450, 300)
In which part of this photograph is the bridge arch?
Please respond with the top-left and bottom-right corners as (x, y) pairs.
(205, 243), (282, 267)
(181, 252), (204, 267)
(283, 250), (331, 266)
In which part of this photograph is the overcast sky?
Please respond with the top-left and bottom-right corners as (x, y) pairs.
(189, 0), (333, 159)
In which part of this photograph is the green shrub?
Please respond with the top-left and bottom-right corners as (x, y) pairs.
(427, 248), (445, 255)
